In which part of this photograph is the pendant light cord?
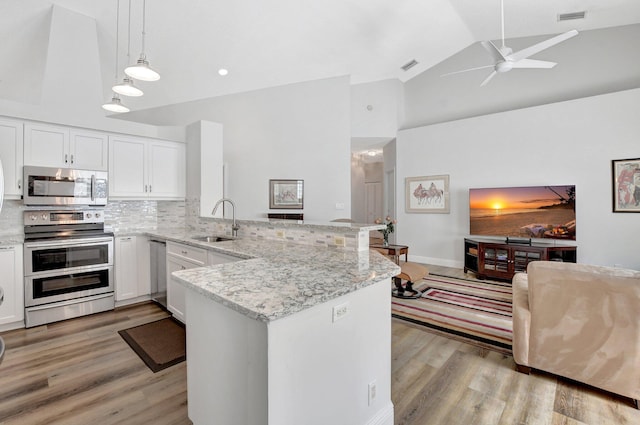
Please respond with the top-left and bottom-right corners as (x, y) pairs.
(114, 0), (120, 82)
(127, 0), (131, 62)
(141, 0), (146, 56)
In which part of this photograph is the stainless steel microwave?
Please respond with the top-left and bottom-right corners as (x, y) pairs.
(23, 166), (108, 206)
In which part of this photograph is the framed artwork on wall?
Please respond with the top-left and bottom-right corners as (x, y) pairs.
(612, 158), (640, 212)
(405, 175), (450, 213)
(269, 179), (304, 209)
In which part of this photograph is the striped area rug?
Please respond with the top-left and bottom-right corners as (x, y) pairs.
(392, 274), (513, 353)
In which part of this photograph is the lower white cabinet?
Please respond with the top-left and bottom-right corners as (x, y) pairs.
(0, 245), (24, 330)
(166, 242), (241, 323)
(166, 242), (206, 323)
(115, 236), (151, 305)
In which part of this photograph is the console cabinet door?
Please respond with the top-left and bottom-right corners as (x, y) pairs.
(0, 245), (24, 328)
(0, 118), (24, 198)
(166, 255), (193, 324)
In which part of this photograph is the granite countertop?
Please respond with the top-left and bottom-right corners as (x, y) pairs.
(147, 229), (400, 323)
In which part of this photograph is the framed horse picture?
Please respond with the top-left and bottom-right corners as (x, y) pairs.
(405, 175), (450, 213)
(612, 158), (640, 212)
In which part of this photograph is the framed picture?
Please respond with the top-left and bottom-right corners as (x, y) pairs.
(612, 158), (640, 212)
(405, 175), (450, 213)
(269, 179), (304, 209)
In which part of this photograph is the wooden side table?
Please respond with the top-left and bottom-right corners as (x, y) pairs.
(370, 244), (408, 265)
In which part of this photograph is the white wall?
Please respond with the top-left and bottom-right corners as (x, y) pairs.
(126, 77), (352, 221)
(397, 88), (640, 270)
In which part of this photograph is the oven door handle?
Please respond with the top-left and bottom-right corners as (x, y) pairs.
(24, 237), (114, 249)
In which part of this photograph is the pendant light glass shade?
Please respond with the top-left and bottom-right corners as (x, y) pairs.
(125, 54), (160, 81)
(102, 94), (130, 113)
(113, 76), (143, 96)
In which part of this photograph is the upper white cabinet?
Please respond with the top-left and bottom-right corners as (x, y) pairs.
(0, 118), (24, 198)
(109, 136), (185, 200)
(24, 123), (108, 170)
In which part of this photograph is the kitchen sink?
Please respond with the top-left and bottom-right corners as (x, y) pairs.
(191, 235), (234, 243)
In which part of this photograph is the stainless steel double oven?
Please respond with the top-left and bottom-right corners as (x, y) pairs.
(23, 209), (114, 328)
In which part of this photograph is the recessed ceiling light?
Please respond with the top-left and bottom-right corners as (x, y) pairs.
(218, 68), (229, 76)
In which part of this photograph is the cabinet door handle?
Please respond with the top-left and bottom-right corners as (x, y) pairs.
(17, 179), (21, 190)
(149, 185), (152, 193)
(145, 185), (148, 192)
(70, 154), (74, 164)
(65, 154), (68, 163)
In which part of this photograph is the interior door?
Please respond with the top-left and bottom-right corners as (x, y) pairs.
(365, 182), (383, 224)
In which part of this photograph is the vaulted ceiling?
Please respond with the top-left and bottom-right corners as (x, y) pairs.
(3, 0), (640, 116)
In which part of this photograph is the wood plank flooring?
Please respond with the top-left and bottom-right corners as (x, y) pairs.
(1, 298), (638, 424)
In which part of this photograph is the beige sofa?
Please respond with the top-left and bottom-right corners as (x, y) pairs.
(513, 261), (640, 407)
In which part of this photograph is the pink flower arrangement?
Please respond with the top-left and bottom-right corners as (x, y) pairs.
(375, 216), (397, 244)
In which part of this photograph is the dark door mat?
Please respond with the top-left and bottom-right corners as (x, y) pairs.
(118, 317), (186, 372)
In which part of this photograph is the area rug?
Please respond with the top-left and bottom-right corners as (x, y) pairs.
(391, 274), (513, 353)
(118, 318), (186, 372)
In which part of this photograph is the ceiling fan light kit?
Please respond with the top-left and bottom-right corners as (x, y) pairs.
(443, 0), (578, 86)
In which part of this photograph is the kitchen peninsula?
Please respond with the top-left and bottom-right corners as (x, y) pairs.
(165, 222), (400, 425)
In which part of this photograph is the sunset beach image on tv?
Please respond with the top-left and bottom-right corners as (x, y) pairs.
(469, 185), (576, 240)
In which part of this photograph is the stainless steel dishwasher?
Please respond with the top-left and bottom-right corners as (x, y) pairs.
(149, 240), (167, 309)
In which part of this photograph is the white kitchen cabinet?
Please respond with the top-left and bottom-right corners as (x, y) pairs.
(109, 136), (185, 200)
(24, 123), (108, 170)
(115, 236), (151, 305)
(0, 118), (24, 198)
(0, 245), (24, 330)
(166, 242), (206, 323)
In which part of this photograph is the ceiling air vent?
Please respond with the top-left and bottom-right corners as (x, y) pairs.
(558, 11), (586, 21)
(401, 59), (418, 72)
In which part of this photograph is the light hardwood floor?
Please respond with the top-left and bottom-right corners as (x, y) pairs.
(1, 299), (638, 424)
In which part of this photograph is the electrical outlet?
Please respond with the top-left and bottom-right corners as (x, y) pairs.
(334, 236), (345, 247)
(332, 302), (349, 322)
(276, 230), (285, 238)
(368, 380), (377, 405)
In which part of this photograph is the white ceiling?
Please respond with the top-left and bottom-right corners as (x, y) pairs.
(3, 0), (640, 114)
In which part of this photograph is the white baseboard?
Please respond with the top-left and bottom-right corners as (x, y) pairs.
(409, 254), (463, 269)
(367, 402), (394, 425)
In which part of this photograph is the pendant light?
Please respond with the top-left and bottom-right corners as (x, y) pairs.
(103, 0), (130, 113)
(113, 1), (143, 96)
(125, 0), (160, 81)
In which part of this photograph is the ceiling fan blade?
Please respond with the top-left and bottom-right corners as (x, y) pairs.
(509, 29), (579, 63)
(480, 70), (497, 87)
(511, 59), (557, 69)
(481, 40), (507, 62)
(441, 64), (495, 77)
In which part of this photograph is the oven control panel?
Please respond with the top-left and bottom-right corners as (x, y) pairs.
(24, 209), (104, 225)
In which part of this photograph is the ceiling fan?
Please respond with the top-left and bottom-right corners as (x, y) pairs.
(443, 0), (579, 86)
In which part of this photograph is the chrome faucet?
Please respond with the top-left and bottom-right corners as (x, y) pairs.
(212, 198), (239, 237)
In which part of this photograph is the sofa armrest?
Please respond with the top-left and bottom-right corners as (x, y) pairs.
(512, 272), (531, 366)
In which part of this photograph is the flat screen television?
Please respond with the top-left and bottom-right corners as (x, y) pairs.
(469, 185), (576, 241)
